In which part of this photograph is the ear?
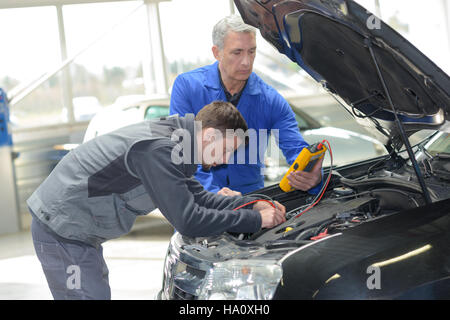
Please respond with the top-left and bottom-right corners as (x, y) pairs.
(212, 45), (221, 61)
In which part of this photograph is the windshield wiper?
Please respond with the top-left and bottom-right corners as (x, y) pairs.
(365, 38), (432, 204)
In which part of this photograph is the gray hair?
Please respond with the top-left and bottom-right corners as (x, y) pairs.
(212, 15), (256, 50)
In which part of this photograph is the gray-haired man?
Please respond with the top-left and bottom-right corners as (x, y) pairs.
(170, 15), (323, 196)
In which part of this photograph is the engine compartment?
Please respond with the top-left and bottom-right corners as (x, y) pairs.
(178, 147), (450, 262)
(245, 150), (450, 245)
(163, 147), (450, 300)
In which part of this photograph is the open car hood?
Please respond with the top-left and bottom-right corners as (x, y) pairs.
(235, 0), (450, 149)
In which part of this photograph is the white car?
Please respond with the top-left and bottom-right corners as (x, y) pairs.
(62, 96), (102, 123)
(83, 94), (386, 183)
(83, 94), (169, 142)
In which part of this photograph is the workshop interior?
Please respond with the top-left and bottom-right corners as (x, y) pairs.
(0, 0), (449, 301)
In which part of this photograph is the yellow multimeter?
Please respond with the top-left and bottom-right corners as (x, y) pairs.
(279, 142), (327, 192)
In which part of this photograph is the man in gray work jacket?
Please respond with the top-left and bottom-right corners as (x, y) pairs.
(28, 101), (286, 300)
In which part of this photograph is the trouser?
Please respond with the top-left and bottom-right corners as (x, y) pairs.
(31, 217), (111, 300)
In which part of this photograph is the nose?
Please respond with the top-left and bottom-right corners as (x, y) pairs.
(241, 53), (251, 68)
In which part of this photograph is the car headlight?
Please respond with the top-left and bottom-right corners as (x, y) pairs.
(197, 260), (282, 300)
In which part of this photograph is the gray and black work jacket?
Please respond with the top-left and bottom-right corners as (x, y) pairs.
(27, 114), (262, 247)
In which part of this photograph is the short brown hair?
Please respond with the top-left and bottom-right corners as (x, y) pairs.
(195, 101), (248, 134)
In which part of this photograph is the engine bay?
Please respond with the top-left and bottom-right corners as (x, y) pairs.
(179, 148), (450, 262)
(249, 151), (450, 244)
(163, 137), (450, 300)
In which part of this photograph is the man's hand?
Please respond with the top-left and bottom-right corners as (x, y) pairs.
(218, 187), (242, 197)
(253, 200), (286, 229)
(286, 157), (323, 192)
(253, 200), (285, 213)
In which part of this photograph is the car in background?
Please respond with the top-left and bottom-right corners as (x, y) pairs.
(83, 94), (386, 183)
(265, 102), (386, 183)
(61, 96), (102, 122)
(83, 94), (169, 142)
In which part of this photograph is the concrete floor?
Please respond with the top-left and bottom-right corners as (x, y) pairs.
(0, 215), (174, 300)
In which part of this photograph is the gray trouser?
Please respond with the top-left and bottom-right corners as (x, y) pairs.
(31, 217), (111, 300)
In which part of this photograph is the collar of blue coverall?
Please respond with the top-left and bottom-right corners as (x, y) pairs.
(203, 61), (261, 96)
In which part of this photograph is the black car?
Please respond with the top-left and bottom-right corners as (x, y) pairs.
(159, 0), (450, 300)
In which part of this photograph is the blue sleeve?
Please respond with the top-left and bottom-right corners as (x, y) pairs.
(170, 74), (220, 192)
(270, 93), (308, 164)
(270, 93), (323, 195)
(194, 166), (221, 193)
(170, 75), (193, 116)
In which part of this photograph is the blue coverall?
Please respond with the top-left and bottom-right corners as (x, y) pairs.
(170, 61), (321, 194)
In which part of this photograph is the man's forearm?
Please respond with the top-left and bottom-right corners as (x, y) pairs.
(186, 177), (259, 211)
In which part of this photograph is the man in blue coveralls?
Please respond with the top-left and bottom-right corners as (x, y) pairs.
(170, 15), (323, 196)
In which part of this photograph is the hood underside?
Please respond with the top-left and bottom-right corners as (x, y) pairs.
(235, 0), (450, 149)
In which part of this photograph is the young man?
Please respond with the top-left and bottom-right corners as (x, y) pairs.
(170, 15), (323, 196)
(28, 101), (285, 299)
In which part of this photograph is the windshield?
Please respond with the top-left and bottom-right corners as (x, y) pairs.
(424, 132), (450, 156)
(406, 130), (437, 149)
